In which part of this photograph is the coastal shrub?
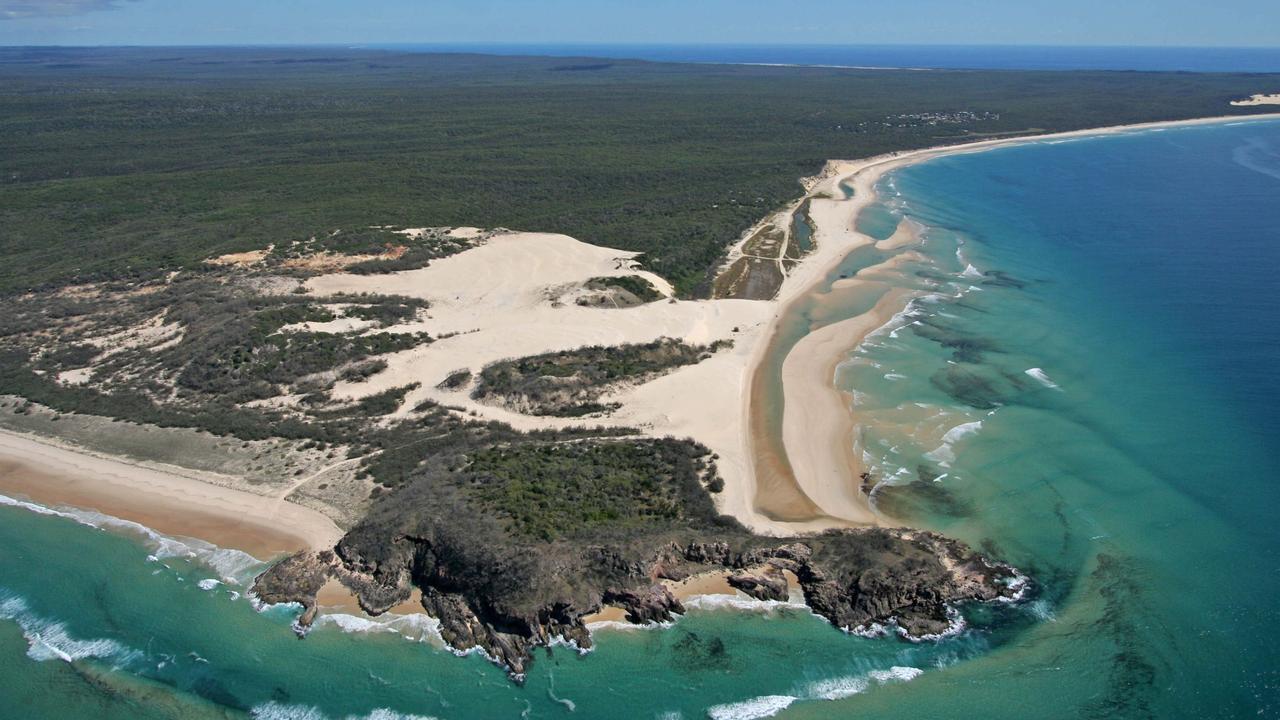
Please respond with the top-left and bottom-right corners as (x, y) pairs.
(460, 439), (716, 541)
(583, 275), (664, 303)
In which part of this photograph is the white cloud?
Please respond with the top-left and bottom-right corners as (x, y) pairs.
(1, 0), (138, 20)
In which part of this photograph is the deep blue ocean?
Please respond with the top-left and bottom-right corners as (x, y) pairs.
(0, 119), (1278, 719)
(377, 44), (1280, 72)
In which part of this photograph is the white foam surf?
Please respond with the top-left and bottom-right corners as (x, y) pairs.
(868, 666), (924, 683)
(250, 702), (438, 720)
(546, 670), (577, 711)
(922, 420), (983, 467)
(583, 619), (673, 633)
(682, 592), (810, 615)
(0, 588), (139, 665)
(0, 493), (264, 585)
(706, 695), (797, 720)
(803, 665), (924, 700)
(312, 611), (443, 645)
(1024, 367), (1062, 390)
(847, 621), (890, 638)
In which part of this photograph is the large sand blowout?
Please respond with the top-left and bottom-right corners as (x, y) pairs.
(303, 231), (801, 532)
(302, 217), (912, 534)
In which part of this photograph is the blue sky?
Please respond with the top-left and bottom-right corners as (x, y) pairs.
(2, 0), (1278, 47)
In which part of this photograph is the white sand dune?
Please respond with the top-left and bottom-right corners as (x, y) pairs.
(1231, 93), (1280, 106)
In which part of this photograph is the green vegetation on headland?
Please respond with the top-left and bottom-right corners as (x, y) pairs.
(465, 441), (718, 540)
(3, 46), (1276, 296)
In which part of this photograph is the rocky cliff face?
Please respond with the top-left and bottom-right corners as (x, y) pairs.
(253, 526), (1025, 679)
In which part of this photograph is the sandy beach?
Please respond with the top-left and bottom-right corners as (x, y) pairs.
(0, 429), (343, 559)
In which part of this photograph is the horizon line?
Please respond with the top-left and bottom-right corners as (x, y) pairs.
(4, 41), (1280, 51)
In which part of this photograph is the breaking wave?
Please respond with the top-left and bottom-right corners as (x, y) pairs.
(706, 695), (797, 720)
(804, 665), (924, 700)
(0, 588), (139, 665)
(922, 420), (983, 467)
(708, 664), (927, 720)
(312, 611), (443, 645)
(250, 703), (438, 720)
(1025, 367), (1062, 390)
(0, 493), (264, 584)
(584, 618), (673, 633)
(682, 592), (810, 615)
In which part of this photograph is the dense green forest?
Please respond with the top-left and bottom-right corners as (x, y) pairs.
(3, 46), (1276, 295)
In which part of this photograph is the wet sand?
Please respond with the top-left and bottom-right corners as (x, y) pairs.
(0, 429), (342, 560)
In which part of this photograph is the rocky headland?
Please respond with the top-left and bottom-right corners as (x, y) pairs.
(254, 512), (1024, 679)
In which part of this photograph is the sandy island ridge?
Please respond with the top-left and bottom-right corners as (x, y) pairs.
(0, 111), (1277, 618)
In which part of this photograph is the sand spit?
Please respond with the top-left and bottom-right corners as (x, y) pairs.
(740, 111), (1280, 530)
(0, 429), (342, 558)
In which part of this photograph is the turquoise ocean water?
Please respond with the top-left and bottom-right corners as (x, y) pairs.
(2, 118), (1278, 718)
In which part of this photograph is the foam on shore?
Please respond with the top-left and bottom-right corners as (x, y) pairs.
(0, 492), (265, 584)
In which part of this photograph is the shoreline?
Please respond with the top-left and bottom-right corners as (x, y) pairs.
(742, 111), (1280, 528)
(0, 428), (343, 560)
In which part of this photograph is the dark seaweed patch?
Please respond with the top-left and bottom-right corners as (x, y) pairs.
(1082, 554), (1165, 719)
(670, 630), (732, 671)
(914, 269), (953, 285)
(930, 364), (1015, 409)
(188, 675), (249, 711)
(912, 320), (1002, 363)
(872, 465), (975, 520)
(980, 270), (1027, 289)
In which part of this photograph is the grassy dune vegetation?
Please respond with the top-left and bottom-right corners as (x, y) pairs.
(3, 46), (1277, 296)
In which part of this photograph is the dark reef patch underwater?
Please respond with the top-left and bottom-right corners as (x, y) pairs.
(3, 118), (1280, 718)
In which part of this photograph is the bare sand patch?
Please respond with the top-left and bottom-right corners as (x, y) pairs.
(1231, 93), (1280, 107)
(207, 246), (273, 267)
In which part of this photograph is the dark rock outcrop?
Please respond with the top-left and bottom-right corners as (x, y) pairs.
(727, 567), (790, 602)
(253, 525), (1026, 680)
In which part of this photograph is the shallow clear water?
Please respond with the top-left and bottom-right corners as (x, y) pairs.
(826, 118), (1280, 717)
(2, 119), (1278, 719)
